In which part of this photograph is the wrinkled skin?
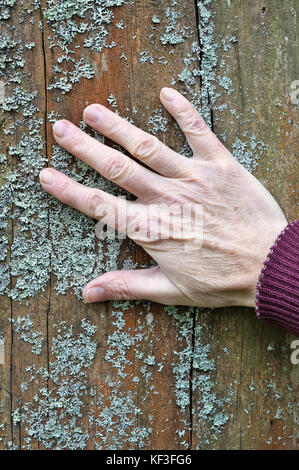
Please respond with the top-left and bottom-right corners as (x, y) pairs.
(39, 87), (287, 307)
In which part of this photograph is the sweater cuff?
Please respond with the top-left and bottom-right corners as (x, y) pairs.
(255, 220), (299, 336)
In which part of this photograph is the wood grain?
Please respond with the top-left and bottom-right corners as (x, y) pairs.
(0, 0), (298, 450)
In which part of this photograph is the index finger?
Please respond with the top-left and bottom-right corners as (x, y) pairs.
(160, 88), (231, 161)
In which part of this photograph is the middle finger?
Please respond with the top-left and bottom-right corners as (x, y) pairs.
(83, 104), (189, 178)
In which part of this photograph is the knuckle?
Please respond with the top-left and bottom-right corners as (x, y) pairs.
(132, 134), (161, 161)
(189, 116), (208, 134)
(107, 279), (130, 300)
(59, 178), (72, 202)
(176, 105), (209, 135)
(86, 192), (105, 218)
(105, 154), (130, 182)
(218, 159), (238, 178)
(175, 103), (193, 120)
(70, 132), (86, 153)
(185, 116), (209, 136)
(105, 116), (121, 137)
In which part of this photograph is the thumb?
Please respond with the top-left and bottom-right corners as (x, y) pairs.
(82, 266), (183, 305)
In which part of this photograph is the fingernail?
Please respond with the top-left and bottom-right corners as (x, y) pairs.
(53, 120), (71, 138)
(84, 106), (102, 123)
(40, 169), (55, 185)
(84, 286), (105, 302)
(162, 87), (176, 101)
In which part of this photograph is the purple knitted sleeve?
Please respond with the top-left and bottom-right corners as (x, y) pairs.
(255, 220), (299, 337)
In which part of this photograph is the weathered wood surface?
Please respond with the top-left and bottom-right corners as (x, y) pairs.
(0, 0), (298, 450)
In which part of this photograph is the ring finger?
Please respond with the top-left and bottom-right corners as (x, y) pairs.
(39, 167), (137, 232)
(52, 120), (164, 198)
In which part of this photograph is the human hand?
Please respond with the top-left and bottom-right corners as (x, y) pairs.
(39, 88), (287, 308)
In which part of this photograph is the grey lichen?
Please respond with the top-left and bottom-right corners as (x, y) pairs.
(9, 306), (156, 449)
(148, 107), (169, 135)
(160, 1), (191, 46)
(0, 0), (17, 21)
(165, 306), (231, 446)
(11, 314), (44, 355)
(44, 0), (127, 94)
(139, 50), (154, 64)
(152, 15), (160, 24)
(93, 386), (152, 449)
(13, 318), (97, 449)
(232, 134), (268, 172)
(0, 35), (25, 83)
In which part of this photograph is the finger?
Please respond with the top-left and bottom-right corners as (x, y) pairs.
(160, 87), (231, 160)
(52, 120), (164, 198)
(39, 168), (134, 225)
(82, 266), (184, 304)
(83, 104), (189, 178)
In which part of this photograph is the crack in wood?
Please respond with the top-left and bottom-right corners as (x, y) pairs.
(39, 4), (51, 444)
